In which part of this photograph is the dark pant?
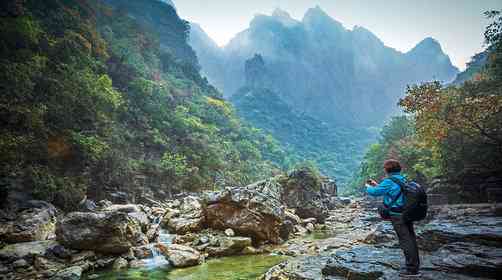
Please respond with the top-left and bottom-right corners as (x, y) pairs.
(391, 215), (420, 273)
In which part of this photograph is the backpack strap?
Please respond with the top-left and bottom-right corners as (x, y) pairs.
(385, 177), (404, 208)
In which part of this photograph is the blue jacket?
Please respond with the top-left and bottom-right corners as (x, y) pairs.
(366, 172), (406, 212)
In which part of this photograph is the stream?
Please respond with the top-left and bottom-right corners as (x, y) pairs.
(82, 230), (337, 280)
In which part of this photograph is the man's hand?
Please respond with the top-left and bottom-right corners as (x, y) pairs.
(367, 179), (378, 186)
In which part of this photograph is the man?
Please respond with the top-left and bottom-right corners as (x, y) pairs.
(366, 159), (420, 277)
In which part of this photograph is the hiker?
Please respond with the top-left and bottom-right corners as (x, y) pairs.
(366, 159), (421, 277)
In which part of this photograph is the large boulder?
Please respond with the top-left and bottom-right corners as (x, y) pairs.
(0, 240), (59, 262)
(205, 236), (252, 257)
(278, 168), (328, 223)
(102, 204), (161, 242)
(0, 200), (57, 243)
(166, 196), (205, 234)
(204, 180), (288, 244)
(157, 244), (202, 268)
(56, 211), (146, 254)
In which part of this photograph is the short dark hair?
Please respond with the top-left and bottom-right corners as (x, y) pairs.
(383, 159), (401, 173)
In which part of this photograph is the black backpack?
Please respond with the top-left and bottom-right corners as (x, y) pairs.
(388, 177), (428, 222)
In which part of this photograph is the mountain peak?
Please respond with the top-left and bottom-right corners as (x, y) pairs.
(302, 5), (344, 31)
(272, 7), (291, 19)
(410, 37), (443, 54)
(271, 7), (299, 27)
(303, 5), (329, 20)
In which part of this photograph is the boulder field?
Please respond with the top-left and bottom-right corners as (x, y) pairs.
(0, 168), (332, 279)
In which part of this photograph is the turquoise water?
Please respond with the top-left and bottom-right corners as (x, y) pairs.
(86, 254), (287, 280)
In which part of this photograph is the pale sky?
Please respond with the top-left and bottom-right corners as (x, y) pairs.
(173, 0), (502, 70)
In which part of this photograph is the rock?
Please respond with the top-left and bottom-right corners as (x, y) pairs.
(167, 196), (205, 234)
(204, 183), (288, 244)
(305, 223), (315, 233)
(70, 251), (95, 263)
(0, 201), (57, 243)
(279, 168), (329, 223)
(417, 215), (502, 251)
(0, 240), (59, 262)
(301, 218), (317, 225)
(224, 228), (235, 237)
(112, 257), (128, 271)
(260, 255), (330, 280)
(96, 200), (112, 209)
(50, 266), (82, 280)
(34, 256), (65, 272)
(78, 199), (97, 212)
(56, 211), (146, 254)
(12, 259), (29, 269)
(132, 245), (153, 259)
(493, 203), (502, 217)
(279, 220), (294, 240)
(167, 217), (203, 235)
(429, 242), (502, 279)
(49, 245), (73, 259)
(128, 259), (146, 268)
(173, 233), (198, 245)
(157, 244), (202, 268)
(242, 246), (260, 255)
(363, 223), (397, 245)
(293, 225), (308, 236)
(205, 236), (252, 257)
(284, 210), (302, 225)
(322, 245), (400, 279)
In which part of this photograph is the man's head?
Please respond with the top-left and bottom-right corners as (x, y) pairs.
(383, 159), (401, 174)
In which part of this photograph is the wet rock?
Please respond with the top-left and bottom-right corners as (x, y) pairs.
(224, 228), (235, 237)
(284, 210), (302, 225)
(429, 242), (502, 279)
(12, 259), (28, 269)
(242, 246), (260, 255)
(0, 240), (59, 262)
(205, 236), (252, 257)
(78, 199), (97, 212)
(417, 215), (502, 251)
(0, 201), (57, 243)
(34, 256), (65, 272)
(132, 245), (153, 259)
(112, 257), (128, 271)
(260, 255), (330, 280)
(70, 251), (95, 264)
(50, 265), (82, 280)
(56, 211), (146, 254)
(305, 223), (315, 233)
(363, 223), (397, 245)
(158, 244), (202, 268)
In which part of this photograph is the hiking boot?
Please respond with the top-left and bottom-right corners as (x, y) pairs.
(399, 270), (421, 278)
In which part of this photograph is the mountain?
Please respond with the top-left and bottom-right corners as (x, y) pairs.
(190, 6), (459, 126)
(189, 22), (226, 90)
(231, 75), (375, 185)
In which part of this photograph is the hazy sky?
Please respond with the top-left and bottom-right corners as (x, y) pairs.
(173, 0), (502, 70)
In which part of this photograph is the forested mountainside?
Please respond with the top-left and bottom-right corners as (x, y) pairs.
(0, 0), (289, 210)
(190, 7), (459, 126)
(232, 54), (375, 186)
(348, 11), (502, 197)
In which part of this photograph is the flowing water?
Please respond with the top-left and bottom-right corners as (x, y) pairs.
(88, 254), (287, 280)
(84, 230), (337, 280)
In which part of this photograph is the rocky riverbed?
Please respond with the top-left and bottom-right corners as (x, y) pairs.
(261, 202), (502, 280)
(1, 168), (501, 280)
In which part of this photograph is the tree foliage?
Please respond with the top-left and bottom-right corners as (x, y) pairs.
(0, 0), (286, 209)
